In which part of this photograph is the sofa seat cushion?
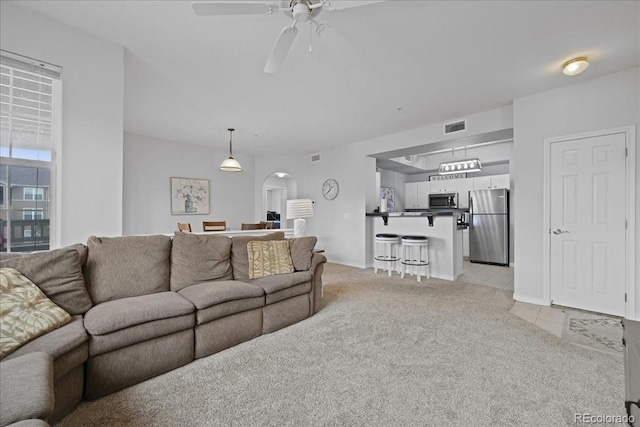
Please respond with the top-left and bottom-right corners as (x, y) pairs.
(249, 271), (312, 295)
(178, 280), (264, 310)
(84, 292), (194, 336)
(179, 280), (265, 325)
(3, 315), (88, 383)
(264, 282), (312, 305)
(0, 351), (54, 427)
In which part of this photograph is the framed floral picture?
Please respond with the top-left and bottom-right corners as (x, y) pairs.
(170, 177), (210, 215)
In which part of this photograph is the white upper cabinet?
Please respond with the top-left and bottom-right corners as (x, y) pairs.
(457, 179), (474, 208)
(429, 179), (459, 193)
(473, 174), (510, 190)
(490, 174), (510, 189)
(472, 176), (492, 190)
(417, 181), (430, 208)
(405, 182), (430, 209)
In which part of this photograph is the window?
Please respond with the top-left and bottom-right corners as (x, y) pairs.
(22, 208), (43, 220)
(23, 187), (44, 200)
(1, 51), (61, 252)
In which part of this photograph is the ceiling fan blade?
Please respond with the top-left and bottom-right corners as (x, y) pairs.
(263, 26), (299, 73)
(192, 1), (280, 16)
(322, 0), (384, 12)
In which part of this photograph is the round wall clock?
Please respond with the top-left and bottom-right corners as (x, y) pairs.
(322, 178), (339, 200)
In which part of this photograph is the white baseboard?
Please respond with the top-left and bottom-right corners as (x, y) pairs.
(512, 294), (549, 306)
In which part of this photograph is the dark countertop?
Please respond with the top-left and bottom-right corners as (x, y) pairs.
(366, 209), (467, 217)
(366, 210), (468, 227)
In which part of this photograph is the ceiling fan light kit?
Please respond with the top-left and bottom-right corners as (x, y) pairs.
(192, 0), (373, 73)
(219, 128), (243, 172)
(562, 56), (589, 76)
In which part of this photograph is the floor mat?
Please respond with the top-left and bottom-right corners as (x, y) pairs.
(563, 311), (623, 355)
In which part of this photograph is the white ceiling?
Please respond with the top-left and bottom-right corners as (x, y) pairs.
(9, 0), (640, 156)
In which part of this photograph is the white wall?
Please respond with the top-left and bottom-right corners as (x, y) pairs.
(513, 67), (639, 318)
(1, 3), (125, 245)
(124, 133), (255, 234)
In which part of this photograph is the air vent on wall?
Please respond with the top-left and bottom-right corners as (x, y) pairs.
(444, 120), (466, 134)
(311, 153), (321, 163)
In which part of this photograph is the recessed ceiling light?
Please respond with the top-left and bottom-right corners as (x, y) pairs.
(562, 57), (589, 76)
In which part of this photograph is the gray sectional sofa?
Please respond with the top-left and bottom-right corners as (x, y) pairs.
(0, 231), (326, 426)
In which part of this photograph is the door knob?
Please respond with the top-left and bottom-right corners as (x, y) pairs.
(552, 229), (570, 235)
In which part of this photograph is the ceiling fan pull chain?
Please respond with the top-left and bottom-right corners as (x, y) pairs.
(309, 21), (313, 52)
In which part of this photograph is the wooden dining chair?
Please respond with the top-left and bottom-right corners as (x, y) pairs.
(177, 223), (192, 232)
(259, 221), (274, 229)
(203, 221), (226, 232)
(241, 223), (267, 230)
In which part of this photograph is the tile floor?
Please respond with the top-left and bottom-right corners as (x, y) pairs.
(458, 260), (514, 292)
(457, 261), (614, 342)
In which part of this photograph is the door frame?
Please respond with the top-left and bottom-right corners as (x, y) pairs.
(542, 126), (636, 319)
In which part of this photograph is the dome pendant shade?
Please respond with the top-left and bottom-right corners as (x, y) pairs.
(219, 157), (242, 172)
(219, 128), (242, 172)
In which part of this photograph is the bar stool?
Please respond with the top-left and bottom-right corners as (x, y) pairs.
(400, 235), (429, 282)
(374, 233), (401, 276)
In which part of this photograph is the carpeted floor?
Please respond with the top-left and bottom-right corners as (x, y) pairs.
(56, 263), (624, 426)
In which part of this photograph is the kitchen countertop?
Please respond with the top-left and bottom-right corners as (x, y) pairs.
(366, 210), (468, 226)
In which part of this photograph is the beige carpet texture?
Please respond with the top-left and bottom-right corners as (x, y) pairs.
(56, 263), (624, 426)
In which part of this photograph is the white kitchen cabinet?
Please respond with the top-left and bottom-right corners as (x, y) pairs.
(417, 181), (430, 208)
(404, 182), (418, 209)
(430, 179), (459, 193)
(429, 180), (445, 193)
(405, 182), (430, 209)
(473, 174), (510, 191)
(457, 179), (474, 208)
(473, 176), (492, 190)
(490, 174), (510, 189)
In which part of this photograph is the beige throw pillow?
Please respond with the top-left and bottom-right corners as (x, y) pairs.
(247, 240), (294, 279)
(0, 268), (71, 359)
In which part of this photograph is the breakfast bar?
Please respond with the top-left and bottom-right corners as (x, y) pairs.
(366, 211), (465, 281)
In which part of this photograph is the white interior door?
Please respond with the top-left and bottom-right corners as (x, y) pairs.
(549, 132), (627, 316)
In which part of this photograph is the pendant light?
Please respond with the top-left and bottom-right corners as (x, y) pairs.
(219, 128), (242, 172)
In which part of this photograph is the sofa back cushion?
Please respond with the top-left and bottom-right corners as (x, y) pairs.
(288, 236), (317, 271)
(231, 231), (285, 281)
(0, 245), (92, 315)
(170, 232), (233, 291)
(84, 235), (171, 304)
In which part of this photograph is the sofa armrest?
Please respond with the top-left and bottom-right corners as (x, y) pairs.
(308, 253), (327, 315)
(0, 352), (54, 427)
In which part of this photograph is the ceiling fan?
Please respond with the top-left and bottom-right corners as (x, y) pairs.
(192, 0), (378, 73)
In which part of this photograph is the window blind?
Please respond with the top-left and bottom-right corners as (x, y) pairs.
(0, 50), (62, 252)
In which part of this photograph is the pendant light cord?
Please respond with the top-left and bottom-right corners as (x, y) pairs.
(228, 128), (235, 156)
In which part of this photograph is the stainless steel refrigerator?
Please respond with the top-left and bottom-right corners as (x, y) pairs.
(469, 189), (509, 265)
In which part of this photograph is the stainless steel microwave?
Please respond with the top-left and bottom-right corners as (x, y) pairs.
(429, 193), (459, 210)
